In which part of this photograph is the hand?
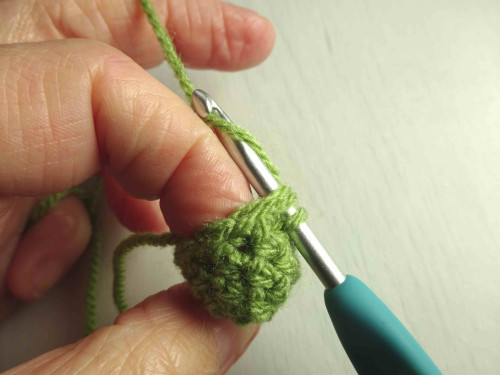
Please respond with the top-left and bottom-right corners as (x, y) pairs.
(0, 0), (274, 373)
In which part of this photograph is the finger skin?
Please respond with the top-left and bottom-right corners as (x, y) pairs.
(0, 0), (275, 70)
(2, 284), (259, 375)
(0, 39), (252, 235)
(103, 169), (168, 233)
(7, 196), (91, 301)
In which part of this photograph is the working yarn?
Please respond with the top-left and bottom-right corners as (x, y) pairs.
(29, 0), (306, 331)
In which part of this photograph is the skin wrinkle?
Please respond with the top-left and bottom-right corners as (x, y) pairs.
(164, 318), (214, 374)
(46, 346), (89, 375)
(58, 52), (92, 188)
(38, 1), (66, 40)
(218, 2), (249, 69)
(167, 0), (206, 67)
(119, 0), (135, 58)
(38, 61), (54, 197)
(141, 310), (181, 325)
(112, 120), (155, 191)
(118, 327), (161, 375)
(207, 5), (222, 69)
(142, 352), (174, 375)
(235, 11), (258, 69)
(2, 3), (28, 44)
(116, 306), (181, 328)
(14, 50), (38, 192)
(59, 337), (103, 375)
(5, 347), (64, 375)
(69, 0), (97, 40)
(158, 129), (211, 202)
(218, 3), (234, 67)
(97, 64), (151, 163)
(17, 0), (35, 41)
(94, 1), (121, 50)
(161, 137), (250, 226)
(0, 52), (9, 140)
(41, 53), (58, 195)
(152, 291), (220, 372)
(68, 327), (119, 375)
(98, 329), (137, 371)
(192, 173), (248, 214)
(31, 340), (88, 375)
(111, 299), (198, 375)
(12, 51), (26, 194)
(106, 100), (182, 199)
(89, 47), (129, 171)
(225, 17), (244, 70)
(179, 0), (192, 44)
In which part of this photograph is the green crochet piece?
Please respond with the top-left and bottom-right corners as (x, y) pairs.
(29, 0), (305, 331)
(175, 186), (305, 325)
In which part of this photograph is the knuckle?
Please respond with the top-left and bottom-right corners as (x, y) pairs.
(0, 38), (129, 195)
(36, 0), (114, 43)
(0, 40), (102, 194)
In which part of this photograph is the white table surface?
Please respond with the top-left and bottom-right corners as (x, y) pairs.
(1, 0), (499, 373)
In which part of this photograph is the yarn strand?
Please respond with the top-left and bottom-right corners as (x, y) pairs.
(83, 180), (103, 335)
(113, 232), (178, 312)
(28, 180), (103, 335)
(204, 113), (282, 182)
(138, 0), (194, 100)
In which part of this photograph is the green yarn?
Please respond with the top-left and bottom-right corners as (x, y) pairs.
(83, 181), (103, 335)
(28, 180), (103, 334)
(205, 112), (282, 183)
(28, 0), (306, 330)
(28, 187), (86, 227)
(112, 232), (177, 312)
(173, 186), (306, 325)
(138, 0), (195, 100)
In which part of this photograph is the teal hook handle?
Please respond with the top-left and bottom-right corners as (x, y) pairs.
(324, 276), (441, 375)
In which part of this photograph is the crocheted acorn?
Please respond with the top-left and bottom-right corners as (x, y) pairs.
(173, 186), (306, 326)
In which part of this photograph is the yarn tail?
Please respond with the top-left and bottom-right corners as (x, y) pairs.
(83, 180), (103, 335)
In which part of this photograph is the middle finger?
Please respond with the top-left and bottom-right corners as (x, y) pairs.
(0, 0), (274, 70)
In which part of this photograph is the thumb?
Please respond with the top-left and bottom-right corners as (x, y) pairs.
(3, 284), (259, 375)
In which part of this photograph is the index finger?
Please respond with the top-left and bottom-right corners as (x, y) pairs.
(0, 39), (253, 236)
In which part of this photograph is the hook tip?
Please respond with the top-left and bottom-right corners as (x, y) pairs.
(192, 89), (212, 118)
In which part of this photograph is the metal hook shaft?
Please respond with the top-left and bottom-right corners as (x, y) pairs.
(191, 89), (345, 289)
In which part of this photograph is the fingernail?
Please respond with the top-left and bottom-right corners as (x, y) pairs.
(31, 259), (62, 299)
(52, 206), (78, 241)
(29, 208), (77, 298)
(215, 322), (260, 374)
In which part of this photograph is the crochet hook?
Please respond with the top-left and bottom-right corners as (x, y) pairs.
(191, 89), (441, 375)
